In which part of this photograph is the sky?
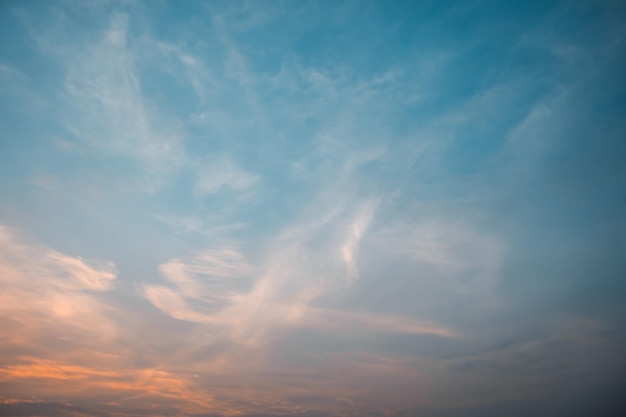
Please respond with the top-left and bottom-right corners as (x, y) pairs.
(0, 0), (625, 416)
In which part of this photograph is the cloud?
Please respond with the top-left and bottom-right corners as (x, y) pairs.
(3, 1), (625, 416)
(303, 309), (456, 338)
(0, 62), (28, 82)
(341, 198), (379, 280)
(143, 246), (255, 324)
(193, 155), (260, 196)
(0, 226), (227, 416)
(19, 10), (187, 192)
(0, 225), (118, 349)
(367, 219), (506, 295)
(142, 198), (380, 333)
(0, 358), (216, 415)
(0, 400), (107, 417)
(140, 193), (458, 392)
(0, 224), (116, 298)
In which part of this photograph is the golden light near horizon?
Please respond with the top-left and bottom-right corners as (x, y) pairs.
(1, 1), (625, 416)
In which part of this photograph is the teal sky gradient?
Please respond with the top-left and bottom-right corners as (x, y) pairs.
(1, 1), (625, 416)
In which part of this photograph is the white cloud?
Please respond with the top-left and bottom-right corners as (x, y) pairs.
(341, 198), (379, 280)
(140, 193), (459, 355)
(193, 154), (259, 195)
(143, 284), (216, 324)
(142, 247), (255, 325)
(369, 218), (506, 295)
(24, 12), (187, 191)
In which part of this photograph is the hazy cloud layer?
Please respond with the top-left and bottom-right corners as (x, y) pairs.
(1, 1), (625, 416)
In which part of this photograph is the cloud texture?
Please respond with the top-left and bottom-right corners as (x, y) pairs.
(1, 1), (625, 416)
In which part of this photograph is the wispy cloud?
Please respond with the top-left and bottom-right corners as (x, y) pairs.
(368, 218), (506, 295)
(0, 357), (216, 414)
(193, 154), (259, 196)
(2, 1), (625, 416)
(18, 10), (186, 191)
(0, 225), (118, 366)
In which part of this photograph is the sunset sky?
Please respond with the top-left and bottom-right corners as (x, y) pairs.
(1, 1), (625, 416)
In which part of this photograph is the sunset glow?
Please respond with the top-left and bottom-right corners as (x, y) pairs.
(1, 1), (625, 416)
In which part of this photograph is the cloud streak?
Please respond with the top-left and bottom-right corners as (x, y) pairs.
(1, 1), (625, 416)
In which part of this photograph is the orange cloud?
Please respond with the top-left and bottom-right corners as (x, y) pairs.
(0, 358), (216, 414)
(0, 223), (444, 416)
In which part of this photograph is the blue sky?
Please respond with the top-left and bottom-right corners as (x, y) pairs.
(1, 1), (625, 416)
